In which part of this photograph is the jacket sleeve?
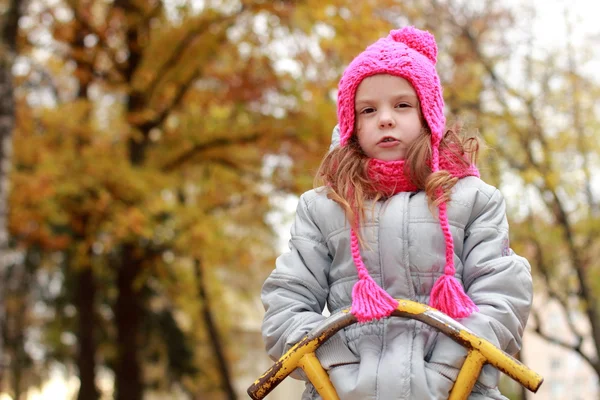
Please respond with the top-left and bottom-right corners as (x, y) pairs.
(428, 188), (533, 389)
(261, 193), (358, 379)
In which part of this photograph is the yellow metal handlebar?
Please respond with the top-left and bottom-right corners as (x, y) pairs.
(248, 299), (543, 400)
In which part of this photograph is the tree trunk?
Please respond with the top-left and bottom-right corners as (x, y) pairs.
(115, 244), (143, 400)
(195, 258), (237, 399)
(7, 280), (26, 400)
(0, 0), (21, 391)
(0, 2), (17, 252)
(2, 253), (34, 399)
(112, 1), (147, 396)
(71, 17), (100, 393)
(76, 267), (100, 400)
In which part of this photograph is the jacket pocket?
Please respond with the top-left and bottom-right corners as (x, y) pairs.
(315, 330), (359, 370)
(328, 363), (367, 400)
(425, 361), (503, 398)
(423, 361), (455, 398)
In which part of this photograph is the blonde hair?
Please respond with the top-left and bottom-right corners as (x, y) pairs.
(314, 123), (480, 231)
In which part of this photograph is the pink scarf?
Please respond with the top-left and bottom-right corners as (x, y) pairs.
(367, 155), (479, 194)
(350, 157), (480, 322)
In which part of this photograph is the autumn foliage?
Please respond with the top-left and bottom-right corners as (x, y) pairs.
(2, 1), (600, 399)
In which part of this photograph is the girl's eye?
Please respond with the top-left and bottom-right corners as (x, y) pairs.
(396, 103), (411, 108)
(361, 107), (375, 114)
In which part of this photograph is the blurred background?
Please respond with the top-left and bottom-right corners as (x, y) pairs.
(0, 0), (598, 399)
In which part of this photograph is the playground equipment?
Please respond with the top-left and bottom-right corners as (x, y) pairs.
(248, 299), (543, 400)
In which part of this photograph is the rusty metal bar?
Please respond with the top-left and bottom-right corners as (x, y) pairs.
(247, 310), (356, 399)
(298, 352), (340, 400)
(247, 300), (544, 399)
(391, 300), (544, 393)
(448, 350), (487, 400)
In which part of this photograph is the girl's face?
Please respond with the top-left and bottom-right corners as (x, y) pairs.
(355, 74), (423, 161)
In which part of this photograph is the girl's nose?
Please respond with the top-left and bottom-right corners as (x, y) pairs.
(379, 114), (395, 128)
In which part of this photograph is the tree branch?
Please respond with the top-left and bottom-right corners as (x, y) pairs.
(440, 9), (542, 175)
(565, 17), (598, 221)
(492, 143), (526, 171)
(127, 19), (233, 134)
(2, 0), (20, 52)
(528, 211), (585, 342)
(195, 257), (237, 399)
(534, 172), (600, 369)
(162, 134), (261, 172)
(140, 10), (238, 102)
(524, 97), (550, 171)
(65, 0), (125, 77)
(531, 309), (597, 369)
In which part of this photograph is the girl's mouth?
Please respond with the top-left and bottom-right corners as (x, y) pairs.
(378, 137), (399, 147)
(377, 136), (400, 147)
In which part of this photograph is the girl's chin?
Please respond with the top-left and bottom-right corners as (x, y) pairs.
(375, 153), (406, 162)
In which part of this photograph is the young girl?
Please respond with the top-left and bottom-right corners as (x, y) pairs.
(261, 26), (532, 399)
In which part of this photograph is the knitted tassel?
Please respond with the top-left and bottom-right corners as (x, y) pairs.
(350, 230), (398, 322)
(428, 202), (478, 319)
(429, 274), (478, 319)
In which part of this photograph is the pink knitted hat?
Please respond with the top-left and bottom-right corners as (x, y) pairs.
(337, 26), (478, 322)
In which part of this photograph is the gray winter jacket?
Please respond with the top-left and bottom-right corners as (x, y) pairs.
(261, 168), (532, 399)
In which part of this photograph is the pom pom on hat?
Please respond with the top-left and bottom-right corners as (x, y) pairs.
(388, 26), (438, 65)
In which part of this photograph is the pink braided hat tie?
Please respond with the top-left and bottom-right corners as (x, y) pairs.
(349, 159), (479, 322)
(350, 229), (399, 322)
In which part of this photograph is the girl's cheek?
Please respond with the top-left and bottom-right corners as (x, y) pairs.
(355, 120), (362, 133)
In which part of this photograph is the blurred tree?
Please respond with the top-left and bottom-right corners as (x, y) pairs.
(0, 0), (19, 262)
(0, 0), (28, 398)
(8, 0), (600, 399)
(9, 0), (338, 398)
